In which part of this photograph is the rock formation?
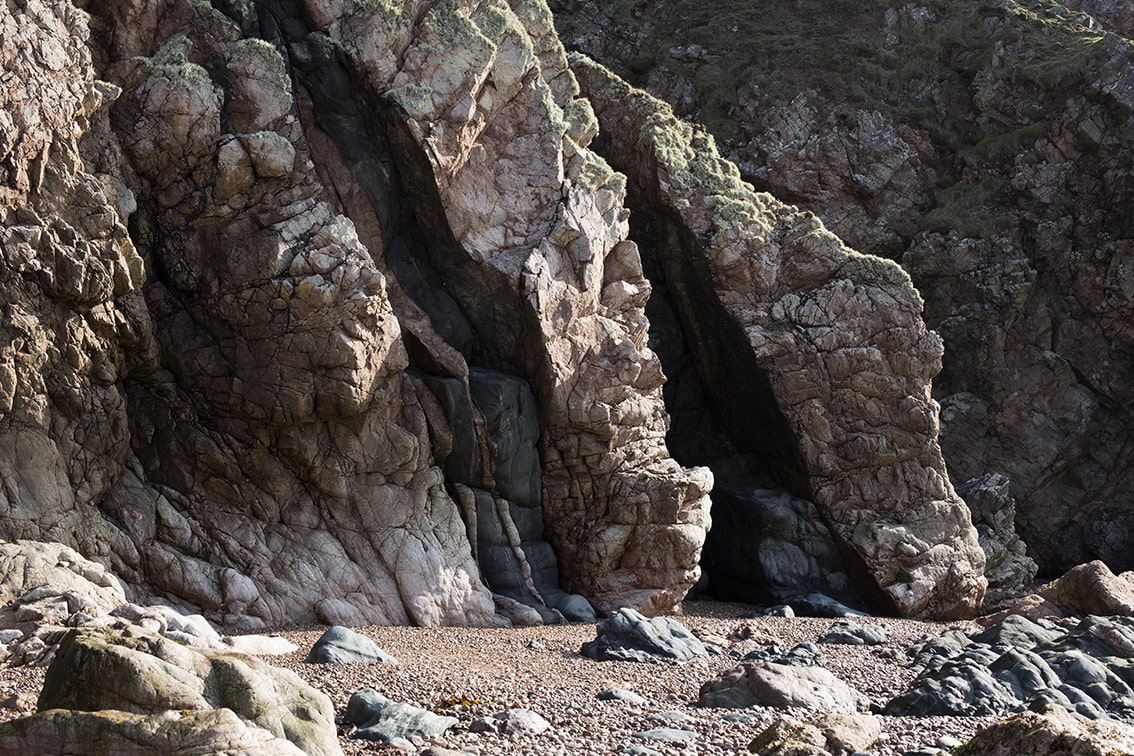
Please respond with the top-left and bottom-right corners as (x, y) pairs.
(3, 0), (1063, 626)
(573, 56), (986, 619)
(0, 0), (716, 627)
(551, 0), (1134, 581)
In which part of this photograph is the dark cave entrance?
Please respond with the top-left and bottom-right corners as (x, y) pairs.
(593, 138), (861, 608)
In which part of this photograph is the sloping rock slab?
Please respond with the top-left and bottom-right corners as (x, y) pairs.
(886, 614), (1134, 721)
(699, 662), (868, 712)
(38, 626), (340, 756)
(0, 708), (304, 755)
(344, 688), (457, 741)
(581, 608), (709, 662)
(306, 626), (398, 665)
(954, 708), (1134, 756)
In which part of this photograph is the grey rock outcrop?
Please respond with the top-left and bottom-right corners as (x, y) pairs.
(33, 625), (341, 755)
(699, 662), (869, 713)
(573, 56), (986, 619)
(885, 614), (1134, 722)
(0, 708), (306, 755)
(552, 0), (1134, 581)
(582, 608), (711, 663)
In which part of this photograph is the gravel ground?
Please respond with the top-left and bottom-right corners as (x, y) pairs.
(7, 600), (1130, 754)
(267, 601), (996, 755)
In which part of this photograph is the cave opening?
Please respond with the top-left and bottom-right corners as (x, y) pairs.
(605, 155), (858, 609)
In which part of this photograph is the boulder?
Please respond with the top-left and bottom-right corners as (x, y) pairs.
(748, 713), (883, 756)
(818, 621), (889, 646)
(306, 626), (398, 665)
(0, 708), (306, 755)
(1037, 561), (1134, 617)
(581, 608), (710, 662)
(954, 709), (1134, 756)
(344, 688), (458, 741)
(37, 626), (341, 756)
(699, 663), (868, 712)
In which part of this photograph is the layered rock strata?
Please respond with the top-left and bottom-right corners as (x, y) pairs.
(573, 56), (986, 619)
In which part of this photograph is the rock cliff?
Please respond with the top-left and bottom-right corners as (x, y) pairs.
(553, 0), (1134, 579)
(3, 0), (997, 626)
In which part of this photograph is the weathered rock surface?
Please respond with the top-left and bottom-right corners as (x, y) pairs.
(0, 540), (237, 667)
(306, 625), (398, 665)
(0, 708), (306, 755)
(955, 708), (1134, 756)
(27, 625), (340, 755)
(699, 662), (868, 713)
(552, 0), (1134, 580)
(0, 0), (715, 626)
(573, 56), (986, 619)
(581, 608), (710, 663)
(886, 614), (1134, 722)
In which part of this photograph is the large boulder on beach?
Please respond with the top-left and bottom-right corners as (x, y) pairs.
(581, 608), (710, 662)
(699, 663), (868, 712)
(306, 626), (398, 665)
(0, 708), (306, 755)
(37, 626), (341, 756)
(344, 688), (458, 741)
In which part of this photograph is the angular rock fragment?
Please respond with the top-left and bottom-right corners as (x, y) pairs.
(344, 688), (457, 741)
(581, 608), (710, 662)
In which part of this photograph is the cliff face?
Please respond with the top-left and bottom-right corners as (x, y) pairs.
(554, 0), (1134, 578)
(2, 0), (989, 626)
